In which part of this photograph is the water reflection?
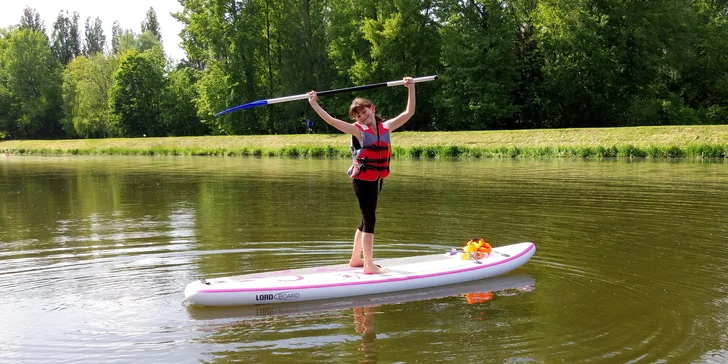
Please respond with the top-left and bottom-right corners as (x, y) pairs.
(1, 156), (727, 363)
(186, 274), (536, 320)
(188, 275), (536, 363)
(353, 306), (377, 363)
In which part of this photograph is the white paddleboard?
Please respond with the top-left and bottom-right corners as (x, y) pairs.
(185, 242), (535, 306)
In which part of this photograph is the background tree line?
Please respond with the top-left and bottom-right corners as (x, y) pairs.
(1, 0), (727, 140)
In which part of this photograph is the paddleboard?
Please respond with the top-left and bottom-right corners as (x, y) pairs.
(185, 242), (535, 307)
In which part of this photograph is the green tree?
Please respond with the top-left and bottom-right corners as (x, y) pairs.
(509, 0), (543, 128)
(164, 66), (209, 136)
(194, 59), (232, 135)
(270, 0), (335, 133)
(435, 0), (518, 130)
(83, 17), (106, 56)
(116, 29), (162, 55)
(327, 0), (440, 129)
(111, 21), (122, 55)
(0, 28), (17, 138)
(19, 7), (46, 34)
(62, 54), (117, 137)
(3, 28), (63, 138)
(138, 31), (163, 53)
(108, 47), (167, 137)
(141, 7), (162, 41)
(682, 1), (728, 124)
(118, 29), (138, 54)
(0, 83), (14, 139)
(532, 0), (700, 127)
(51, 10), (81, 65)
(175, 0), (268, 134)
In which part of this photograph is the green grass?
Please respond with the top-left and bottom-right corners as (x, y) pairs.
(2, 125), (727, 159)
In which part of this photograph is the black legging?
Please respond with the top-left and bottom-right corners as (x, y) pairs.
(352, 178), (379, 233)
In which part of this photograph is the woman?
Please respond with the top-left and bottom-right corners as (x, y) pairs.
(307, 77), (416, 274)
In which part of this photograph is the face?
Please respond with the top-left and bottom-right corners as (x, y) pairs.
(353, 105), (376, 125)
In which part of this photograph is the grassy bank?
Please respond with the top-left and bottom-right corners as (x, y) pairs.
(1, 125), (727, 159)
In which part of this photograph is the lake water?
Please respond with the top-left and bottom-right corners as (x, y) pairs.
(1, 155), (726, 363)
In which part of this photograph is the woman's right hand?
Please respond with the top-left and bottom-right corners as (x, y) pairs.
(308, 91), (318, 105)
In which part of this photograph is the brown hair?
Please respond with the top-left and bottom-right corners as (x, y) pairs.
(348, 97), (383, 123)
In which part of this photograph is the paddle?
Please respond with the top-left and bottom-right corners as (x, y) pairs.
(215, 75), (438, 116)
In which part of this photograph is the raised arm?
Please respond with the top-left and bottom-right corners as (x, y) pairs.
(308, 91), (361, 137)
(384, 77), (415, 132)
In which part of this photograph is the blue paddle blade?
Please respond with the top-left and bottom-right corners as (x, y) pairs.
(214, 100), (269, 116)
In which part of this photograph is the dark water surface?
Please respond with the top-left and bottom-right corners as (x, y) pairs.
(1, 155), (726, 363)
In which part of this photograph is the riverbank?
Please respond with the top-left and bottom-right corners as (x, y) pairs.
(1, 125), (727, 158)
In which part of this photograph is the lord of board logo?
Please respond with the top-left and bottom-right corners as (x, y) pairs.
(256, 292), (301, 301)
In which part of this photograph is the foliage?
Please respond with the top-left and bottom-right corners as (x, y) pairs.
(62, 54), (117, 138)
(327, 0), (440, 128)
(3, 0), (728, 139)
(195, 59), (232, 135)
(108, 47), (167, 137)
(2, 28), (63, 138)
(164, 66), (209, 136)
(111, 21), (122, 55)
(532, 0), (702, 128)
(83, 17), (105, 56)
(51, 10), (81, 65)
(141, 7), (162, 41)
(19, 7), (45, 34)
(437, 0), (519, 130)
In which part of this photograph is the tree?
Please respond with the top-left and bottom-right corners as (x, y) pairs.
(62, 54), (117, 137)
(0, 82), (14, 139)
(138, 31), (163, 53)
(508, 0), (544, 128)
(273, 0), (335, 133)
(194, 59), (233, 135)
(141, 7), (162, 41)
(108, 47), (167, 137)
(436, 0), (519, 130)
(531, 0), (701, 127)
(114, 29), (163, 54)
(0, 28), (18, 138)
(681, 1), (728, 124)
(327, 0), (440, 130)
(83, 17), (106, 56)
(51, 10), (81, 65)
(175, 0), (269, 134)
(111, 21), (122, 55)
(164, 66), (209, 136)
(118, 29), (138, 54)
(19, 7), (45, 34)
(4, 28), (64, 138)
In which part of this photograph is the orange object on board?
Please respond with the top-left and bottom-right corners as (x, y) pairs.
(462, 237), (492, 259)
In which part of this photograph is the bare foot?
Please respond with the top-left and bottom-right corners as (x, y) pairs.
(349, 259), (364, 267)
(363, 265), (389, 274)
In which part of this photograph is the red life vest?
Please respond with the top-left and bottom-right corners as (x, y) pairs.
(347, 122), (391, 181)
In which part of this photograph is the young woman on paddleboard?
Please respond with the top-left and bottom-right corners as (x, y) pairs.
(308, 77), (416, 274)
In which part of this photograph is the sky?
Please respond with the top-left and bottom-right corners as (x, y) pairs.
(0, 0), (186, 61)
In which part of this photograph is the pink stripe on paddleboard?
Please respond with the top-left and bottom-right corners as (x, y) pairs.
(200, 243), (535, 294)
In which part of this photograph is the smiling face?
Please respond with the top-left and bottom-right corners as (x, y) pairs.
(352, 106), (375, 125)
(349, 98), (377, 126)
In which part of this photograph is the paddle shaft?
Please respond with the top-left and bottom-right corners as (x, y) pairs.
(215, 75), (437, 116)
(272, 75), (437, 104)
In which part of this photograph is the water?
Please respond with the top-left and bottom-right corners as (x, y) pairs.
(1, 155), (726, 363)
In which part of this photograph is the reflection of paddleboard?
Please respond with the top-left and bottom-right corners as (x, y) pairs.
(187, 274), (536, 320)
(185, 242), (535, 307)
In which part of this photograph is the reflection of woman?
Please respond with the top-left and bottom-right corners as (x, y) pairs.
(353, 306), (377, 362)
